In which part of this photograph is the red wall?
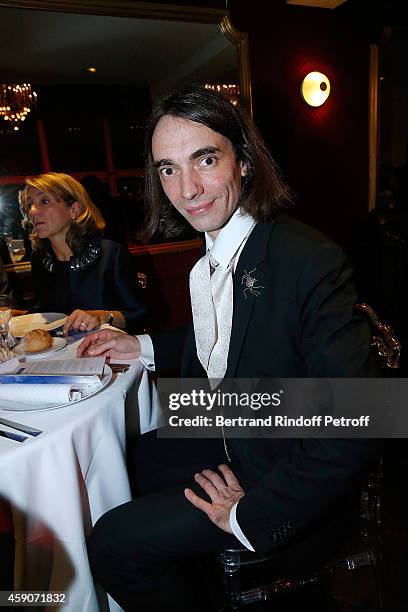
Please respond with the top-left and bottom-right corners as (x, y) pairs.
(229, 1), (372, 248)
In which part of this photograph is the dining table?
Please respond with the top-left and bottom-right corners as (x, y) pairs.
(0, 322), (162, 612)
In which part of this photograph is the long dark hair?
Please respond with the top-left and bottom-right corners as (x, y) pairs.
(144, 85), (293, 238)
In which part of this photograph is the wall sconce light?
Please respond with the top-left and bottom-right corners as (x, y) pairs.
(300, 72), (330, 107)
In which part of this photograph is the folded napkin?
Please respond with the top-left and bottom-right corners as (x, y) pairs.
(0, 384), (83, 406)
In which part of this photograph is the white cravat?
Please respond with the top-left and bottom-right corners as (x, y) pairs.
(190, 252), (234, 385)
(208, 254), (234, 381)
(190, 209), (255, 386)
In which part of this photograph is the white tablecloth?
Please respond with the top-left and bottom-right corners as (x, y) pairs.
(0, 336), (162, 611)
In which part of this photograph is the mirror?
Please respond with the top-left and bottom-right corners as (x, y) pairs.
(0, 0), (252, 250)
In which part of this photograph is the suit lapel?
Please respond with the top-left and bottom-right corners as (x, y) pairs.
(226, 221), (274, 377)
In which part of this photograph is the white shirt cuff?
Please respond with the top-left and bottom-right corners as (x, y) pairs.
(230, 501), (255, 552)
(136, 334), (155, 371)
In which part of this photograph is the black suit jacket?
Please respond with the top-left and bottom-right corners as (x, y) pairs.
(153, 214), (379, 555)
(31, 238), (146, 334)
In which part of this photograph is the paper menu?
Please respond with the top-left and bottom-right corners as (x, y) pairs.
(13, 357), (106, 378)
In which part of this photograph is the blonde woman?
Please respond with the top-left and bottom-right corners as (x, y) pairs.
(20, 173), (146, 334)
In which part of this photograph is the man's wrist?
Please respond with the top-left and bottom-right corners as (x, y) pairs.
(137, 334), (155, 370)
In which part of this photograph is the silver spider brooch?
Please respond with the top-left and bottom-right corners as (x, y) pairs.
(241, 268), (264, 299)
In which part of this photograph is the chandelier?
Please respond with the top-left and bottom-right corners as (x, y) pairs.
(0, 83), (37, 131)
(204, 83), (240, 106)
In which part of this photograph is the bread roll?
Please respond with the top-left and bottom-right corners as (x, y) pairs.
(24, 329), (53, 353)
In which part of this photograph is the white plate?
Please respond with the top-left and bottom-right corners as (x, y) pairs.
(13, 337), (68, 359)
(10, 313), (67, 337)
(0, 365), (113, 412)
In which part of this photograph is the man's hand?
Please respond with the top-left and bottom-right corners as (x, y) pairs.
(184, 464), (245, 533)
(77, 328), (141, 360)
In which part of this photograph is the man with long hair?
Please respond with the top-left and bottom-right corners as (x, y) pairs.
(79, 86), (378, 611)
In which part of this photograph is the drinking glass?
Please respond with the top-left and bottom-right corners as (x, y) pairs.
(9, 239), (25, 263)
(0, 294), (12, 361)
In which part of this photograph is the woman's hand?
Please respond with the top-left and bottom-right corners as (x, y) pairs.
(77, 329), (141, 359)
(63, 310), (125, 335)
(63, 309), (104, 335)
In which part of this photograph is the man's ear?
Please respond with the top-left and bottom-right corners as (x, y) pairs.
(71, 201), (82, 219)
(240, 161), (250, 177)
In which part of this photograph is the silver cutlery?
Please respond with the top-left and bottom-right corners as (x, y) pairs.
(0, 429), (27, 442)
(0, 417), (42, 437)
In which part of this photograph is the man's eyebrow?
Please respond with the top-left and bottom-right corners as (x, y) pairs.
(190, 146), (221, 160)
(154, 159), (172, 169)
(153, 147), (222, 168)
